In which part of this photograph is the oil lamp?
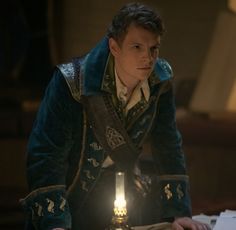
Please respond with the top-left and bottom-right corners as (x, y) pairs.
(108, 171), (131, 230)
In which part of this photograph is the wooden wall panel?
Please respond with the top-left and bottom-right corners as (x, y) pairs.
(190, 11), (236, 116)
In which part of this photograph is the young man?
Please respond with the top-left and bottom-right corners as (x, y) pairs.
(21, 3), (210, 230)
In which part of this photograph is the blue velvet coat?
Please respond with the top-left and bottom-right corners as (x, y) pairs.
(21, 37), (191, 230)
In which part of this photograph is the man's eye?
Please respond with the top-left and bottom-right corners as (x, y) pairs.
(134, 45), (140, 49)
(151, 47), (159, 54)
(151, 47), (159, 52)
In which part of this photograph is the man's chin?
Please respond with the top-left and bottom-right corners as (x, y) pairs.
(138, 75), (150, 81)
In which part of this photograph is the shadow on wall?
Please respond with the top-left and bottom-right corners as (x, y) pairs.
(0, 0), (52, 88)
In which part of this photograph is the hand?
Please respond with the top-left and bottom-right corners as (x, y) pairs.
(172, 217), (211, 230)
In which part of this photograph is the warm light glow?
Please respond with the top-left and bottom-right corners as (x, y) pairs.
(228, 0), (236, 13)
(115, 172), (125, 201)
(114, 197), (126, 209)
(114, 172), (127, 216)
(227, 79), (236, 111)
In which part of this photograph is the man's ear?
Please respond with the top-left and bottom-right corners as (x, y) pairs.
(109, 37), (120, 57)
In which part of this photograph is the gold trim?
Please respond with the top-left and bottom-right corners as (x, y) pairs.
(106, 126), (125, 149)
(87, 158), (100, 167)
(164, 184), (173, 200)
(84, 170), (95, 180)
(177, 184), (184, 200)
(20, 185), (65, 203)
(46, 198), (55, 213)
(101, 53), (115, 94)
(35, 202), (43, 216)
(127, 81), (169, 132)
(81, 180), (89, 192)
(90, 142), (102, 151)
(59, 196), (66, 211)
(137, 94), (163, 146)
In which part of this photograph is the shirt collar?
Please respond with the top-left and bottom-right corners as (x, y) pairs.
(115, 67), (150, 112)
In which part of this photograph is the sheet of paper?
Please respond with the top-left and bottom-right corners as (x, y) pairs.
(213, 217), (236, 230)
(213, 210), (236, 230)
(193, 213), (218, 228)
(219, 209), (236, 218)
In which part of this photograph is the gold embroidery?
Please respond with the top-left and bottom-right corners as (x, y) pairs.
(106, 126), (125, 149)
(35, 202), (43, 216)
(81, 181), (89, 192)
(20, 185), (66, 201)
(177, 184), (184, 199)
(46, 198), (54, 213)
(164, 184), (173, 200)
(87, 158), (99, 167)
(59, 196), (66, 211)
(84, 170), (95, 179)
(90, 142), (102, 151)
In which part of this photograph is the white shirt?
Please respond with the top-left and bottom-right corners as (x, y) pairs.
(115, 68), (150, 115)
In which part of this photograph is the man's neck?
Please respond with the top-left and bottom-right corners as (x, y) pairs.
(115, 69), (139, 95)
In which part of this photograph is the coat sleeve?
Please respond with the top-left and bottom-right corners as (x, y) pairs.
(20, 68), (82, 230)
(150, 82), (192, 220)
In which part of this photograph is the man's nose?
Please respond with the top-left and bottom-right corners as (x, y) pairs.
(142, 49), (155, 65)
(142, 49), (154, 61)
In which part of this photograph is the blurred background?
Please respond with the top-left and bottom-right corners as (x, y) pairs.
(0, 0), (236, 229)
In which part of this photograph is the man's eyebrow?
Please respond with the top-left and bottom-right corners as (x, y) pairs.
(128, 41), (142, 45)
(151, 43), (161, 48)
(128, 41), (161, 47)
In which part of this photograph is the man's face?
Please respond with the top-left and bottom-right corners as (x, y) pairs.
(109, 24), (161, 87)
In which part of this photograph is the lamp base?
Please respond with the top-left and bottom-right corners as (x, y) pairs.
(106, 215), (131, 230)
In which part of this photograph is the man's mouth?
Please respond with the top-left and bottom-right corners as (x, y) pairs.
(137, 67), (151, 70)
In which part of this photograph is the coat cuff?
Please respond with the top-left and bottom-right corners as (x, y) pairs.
(156, 175), (192, 219)
(20, 185), (71, 230)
